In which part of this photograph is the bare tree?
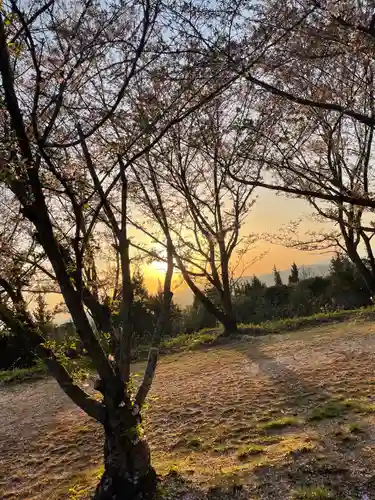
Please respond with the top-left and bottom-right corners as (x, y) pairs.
(225, 5), (375, 297)
(236, 1), (375, 127)
(128, 90), (261, 334)
(206, 1), (375, 213)
(0, 1), (267, 498)
(256, 101), (375, 295)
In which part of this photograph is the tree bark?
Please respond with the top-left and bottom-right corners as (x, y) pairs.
(221, 312), (238, 336)
(220, 256), (238, 335)
(93, 407), (157, 500)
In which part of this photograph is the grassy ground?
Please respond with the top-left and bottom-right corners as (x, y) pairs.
(3, 317), (375, 498)
(126, 306), (375, 362)
(2, 306), (374, 387)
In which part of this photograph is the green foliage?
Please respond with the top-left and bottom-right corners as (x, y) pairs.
(309, 398), (375, 421)
(288, 262), (300, 284)
(112, 270), (182, 345)
(347, 422), (363, 434)
(181, 287), (219, 333)
(340, 398), (375, 413)
(0, 324), (38, 370)
(240, 306), (375, 336)
(42, 336), (92, 383)
(6, 304), (375, 386)
(161, 330), (218, 352)
(232, 257), (372, 326)
(5, 255), (373, 375)
(126, 423), (144, 442)
(234, 276), (266, 297)
(328, 253), (370, 310)
(309, 402), (345, 421)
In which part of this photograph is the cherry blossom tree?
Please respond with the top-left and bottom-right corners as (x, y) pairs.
(127, 89), (262, 334)
(0, 0), (273, 498)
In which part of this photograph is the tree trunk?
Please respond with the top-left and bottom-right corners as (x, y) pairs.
(221, 293), (237, 335)
(222, 313), (238, 336)
(93, 406), (157, 500)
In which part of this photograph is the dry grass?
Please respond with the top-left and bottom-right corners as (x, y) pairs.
(3, 319), (375, 498)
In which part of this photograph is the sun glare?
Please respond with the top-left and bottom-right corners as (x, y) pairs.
(150, 260), (169, 274)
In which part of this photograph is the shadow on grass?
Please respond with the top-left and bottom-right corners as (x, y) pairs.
(236, 341), (330, 410)
(248, 454), (370, 500)
(227, 341), (375, 499)
(158, 471), (248, 499)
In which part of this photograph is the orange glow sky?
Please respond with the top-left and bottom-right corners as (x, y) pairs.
(142, 190), (333, 298)
(50, 190), (333, 320)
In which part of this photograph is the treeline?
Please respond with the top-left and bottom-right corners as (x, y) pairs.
(183, 254), (373, 331)
(1, 253), (373, 371)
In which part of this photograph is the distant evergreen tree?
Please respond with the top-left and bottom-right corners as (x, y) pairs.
(234, 276), (266, 297)
(273, 265), (283, 286)
(328, 253), (371, 309)
(329, 253), (353, 277)
(288, 262), (299, 284)
(251, 275), (265, 290)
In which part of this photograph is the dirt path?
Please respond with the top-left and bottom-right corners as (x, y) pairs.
(2, 319), (375, 499)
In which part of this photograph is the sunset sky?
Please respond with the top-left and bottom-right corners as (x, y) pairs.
(50, 188), (337, 322)
(50, 189), (335, 322)
(143, 189), (334, 304)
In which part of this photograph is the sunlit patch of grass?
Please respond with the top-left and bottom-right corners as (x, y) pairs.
(239, 306), (375, 337)
(292, 485), (333, 499)
(259, 416), (302, 430)
(265, 434), (316, 460)
(64, 466), (104, 499)
(340, 398), (375, 413)
(254, 435), (283, 445)
(213, 443), (235, 454)
(75, 424), (91, 434)
(67, 484), (92, 500)
(237, 444), (265, 461)
(347, 422), (364, 434)
(161, 331), (219, 353)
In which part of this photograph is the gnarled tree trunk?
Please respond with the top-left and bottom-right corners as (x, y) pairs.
(93, 406), (157, 500)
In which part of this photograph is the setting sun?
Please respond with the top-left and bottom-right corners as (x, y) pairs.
(142, 259), (182, 295)
(150, 260), (169, 274)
